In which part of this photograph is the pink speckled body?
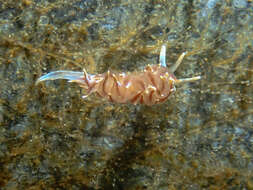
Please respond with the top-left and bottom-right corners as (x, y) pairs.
(78, 65), (176, 105)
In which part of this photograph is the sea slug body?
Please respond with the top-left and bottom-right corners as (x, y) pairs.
(36, 45), (201, 105)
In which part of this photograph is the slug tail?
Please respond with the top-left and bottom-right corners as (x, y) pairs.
(36, 70), (84, 85)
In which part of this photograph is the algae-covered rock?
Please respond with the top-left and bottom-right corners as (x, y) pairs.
(0, 0), (253, 189)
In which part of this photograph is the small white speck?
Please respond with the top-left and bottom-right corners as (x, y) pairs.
(147, 85), (156, 91)
(125, 82), (131, 88)
(117, 81), (122, 86)
(119, 73), (126, 77)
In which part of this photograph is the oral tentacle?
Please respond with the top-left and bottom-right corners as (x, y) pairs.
(169, 52), (187, 73)
(175, 76), (201, 84)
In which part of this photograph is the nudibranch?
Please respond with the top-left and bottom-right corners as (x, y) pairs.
(36, 45), (201, 105)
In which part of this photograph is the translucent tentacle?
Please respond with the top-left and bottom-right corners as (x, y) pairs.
(36, 70), (84, 85)
(175, 76), (201, 84)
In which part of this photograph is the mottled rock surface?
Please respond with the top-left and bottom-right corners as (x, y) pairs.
(0, 0), (253, 189)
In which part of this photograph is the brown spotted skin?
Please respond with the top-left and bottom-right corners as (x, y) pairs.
(79, 65), (177, 105)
